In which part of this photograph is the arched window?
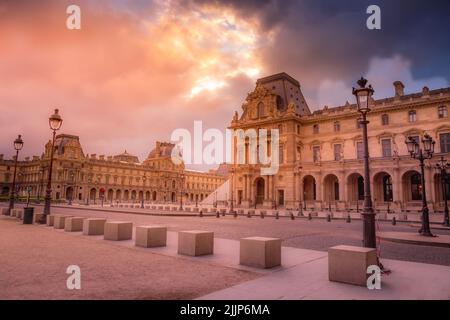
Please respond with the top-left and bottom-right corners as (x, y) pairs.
(411, 173), (422, 200)
(438, 106), (448, 119)
(357, 176), (364, 201)
(383, 175), (393, 202)
(381, 114), (389, 125)
(257, 102), (265, 117)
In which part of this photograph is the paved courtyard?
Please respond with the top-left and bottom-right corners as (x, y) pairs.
(28, 205), (450, 266)
(1, 205), (450, 300)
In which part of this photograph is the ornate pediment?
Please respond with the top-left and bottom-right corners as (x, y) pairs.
(246, 83), (271, 101)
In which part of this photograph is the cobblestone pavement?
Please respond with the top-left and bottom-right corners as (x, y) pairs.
(32, 205), (450, 267)
(0, 217), (259, 300)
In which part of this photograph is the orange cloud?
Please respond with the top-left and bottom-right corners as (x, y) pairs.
(0, 0), (272, 166)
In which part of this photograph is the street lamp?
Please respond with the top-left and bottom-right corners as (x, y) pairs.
(436, 156), (449, 227)
(7, 135), (24, 215)
(41, 109), (62, 223)
(352, 77), (376, 248)
(179, 173), (185, 210)
(141, 174), (147, 209)
(405, 134), (435, 236)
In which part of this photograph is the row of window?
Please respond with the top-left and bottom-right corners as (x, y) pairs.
(312, 133), (450, 162)
(313, 106), (448, 134)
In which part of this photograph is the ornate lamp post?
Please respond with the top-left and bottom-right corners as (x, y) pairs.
(141, 174), (147, 209)
(405, 134), (435, 236)
(41, 109), (62, 223)
(179, 173), (185, 210)
(352, 77), (376, 248)
(436, 156), (449, 227)
(7, 135), (24, 215)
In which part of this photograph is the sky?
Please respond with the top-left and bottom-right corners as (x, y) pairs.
(1, 0), (449, 170)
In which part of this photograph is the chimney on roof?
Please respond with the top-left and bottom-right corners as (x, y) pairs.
(393, 81), (405, 98)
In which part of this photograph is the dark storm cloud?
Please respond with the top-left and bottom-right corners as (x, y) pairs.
(201, 0), (450, 106)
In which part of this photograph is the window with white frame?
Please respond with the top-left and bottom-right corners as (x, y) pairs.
(334, 144), (342, 161)
(381, 139), (392, 157)
(356, 141), (364, 159)
(438, 106), (448, 119)
(408, 110), (417, 123)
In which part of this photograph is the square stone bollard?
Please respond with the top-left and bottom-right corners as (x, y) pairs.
(10, 208), (17, 217)
(64, 217), (85, 232)
(135, 226), (167, 248)
(104, 221), (133, 241)
(33, 212), (46, 224)
(15, 210), (22, 219)
(178, 230), (214, 256)
(328, 245), (378, 286)
(1, 207), (9, 215)
(54, 215), (73, 229)
(46, 214), (55, 226)
(240, 237), (282, 268)
(83, 218), (107, 235)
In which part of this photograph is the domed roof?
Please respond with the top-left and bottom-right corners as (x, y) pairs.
(113, 150), (139, 163)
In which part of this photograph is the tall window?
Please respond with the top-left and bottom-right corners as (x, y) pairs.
(381, 139), (392, 157)
(383, 175), (393, 202)
(438, 106), (448, 119)
(411, 173), (422, 201)
(334, 182), (340, 200)
(440, 133), (450, 153)
(279, 145), (284, 164)
(381, 114), (389, 125)
(357, 176), (364, 201)
(313, 146), (320, 162)
(356, 141), (364, 159)
(333, 144), (342, 161)
(258, 102), (265, 118)
(313, 124), (319, 134)
(408, 110), (417, 123)
(334, 121), (340, 132)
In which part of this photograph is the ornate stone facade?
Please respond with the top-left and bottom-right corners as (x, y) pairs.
(229, 72), (450, 213)
(0, 137), (226, 205)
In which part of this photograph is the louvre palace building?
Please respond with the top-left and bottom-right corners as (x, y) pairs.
(0, 139), (227, 205)
(1, 72), (449, 214)
(227, 73), (450, 214)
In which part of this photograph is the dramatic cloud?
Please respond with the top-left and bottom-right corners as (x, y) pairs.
(1, 0), (449, 170)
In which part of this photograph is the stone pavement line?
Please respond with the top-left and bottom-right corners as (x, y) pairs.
(34, 221), (328, 275)
(198, 256), (450, 300)
(379, 231), (450, 248)
(409, 224), (450, 231)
